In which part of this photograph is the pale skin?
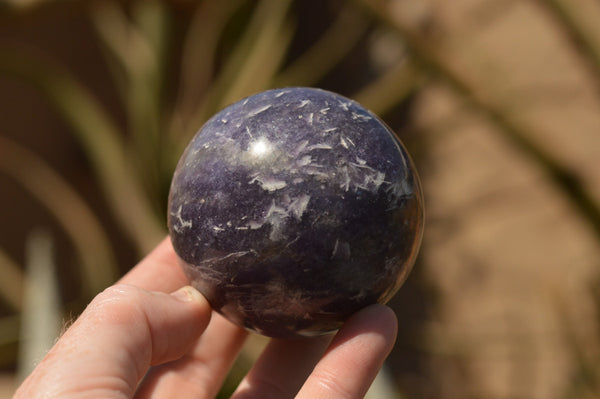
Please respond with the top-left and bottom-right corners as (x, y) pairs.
(14, 238), (398, 399)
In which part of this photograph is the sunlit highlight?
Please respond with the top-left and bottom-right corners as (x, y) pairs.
(249, 138), (272, 157)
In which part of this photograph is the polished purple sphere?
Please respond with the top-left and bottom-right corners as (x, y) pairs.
(168, 87), (424, 338)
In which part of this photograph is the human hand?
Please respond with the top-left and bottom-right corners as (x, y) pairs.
(14, 237), (398, 398)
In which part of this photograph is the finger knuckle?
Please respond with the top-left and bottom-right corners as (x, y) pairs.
(87, 284), (146, 324)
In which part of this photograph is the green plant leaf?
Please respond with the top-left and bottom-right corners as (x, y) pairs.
(0, 247), (24, 312)
(91, 0), (170, 213)
(17, 229), (62, 382)
(169, 0), (247, 141)
(274, 3), (371, 88)
(352, 60), (423, 117)
(0, 136), (118, 295)
(0, 50), (165, 254)
(193, 0), (295, 128)
(217, 0), (295, 107)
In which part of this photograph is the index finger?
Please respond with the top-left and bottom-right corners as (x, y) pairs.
(119, 236), (189, 292)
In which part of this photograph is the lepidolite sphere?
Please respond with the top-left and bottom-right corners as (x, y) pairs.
(168, 87), (424, 338)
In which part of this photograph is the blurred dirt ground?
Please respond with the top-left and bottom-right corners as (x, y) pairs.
(412, 0), (600, 397)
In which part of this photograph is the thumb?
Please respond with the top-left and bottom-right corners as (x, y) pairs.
(15, 284), (211, 399)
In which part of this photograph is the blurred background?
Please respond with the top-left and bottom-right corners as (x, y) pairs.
(1, 0), (599, 397)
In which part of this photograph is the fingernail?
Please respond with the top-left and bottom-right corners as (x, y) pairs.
(171, 286), (204, 303)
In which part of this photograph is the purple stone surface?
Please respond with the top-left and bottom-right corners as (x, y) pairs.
(168, 87), (424, 338)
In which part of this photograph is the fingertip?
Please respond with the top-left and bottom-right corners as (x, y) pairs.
(146, 287), (212, 364)
(166, 285), (213, 341)
(336, 304), (398, 350)
(170, 285), (208, 304)
(355, 304), (398, 340)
